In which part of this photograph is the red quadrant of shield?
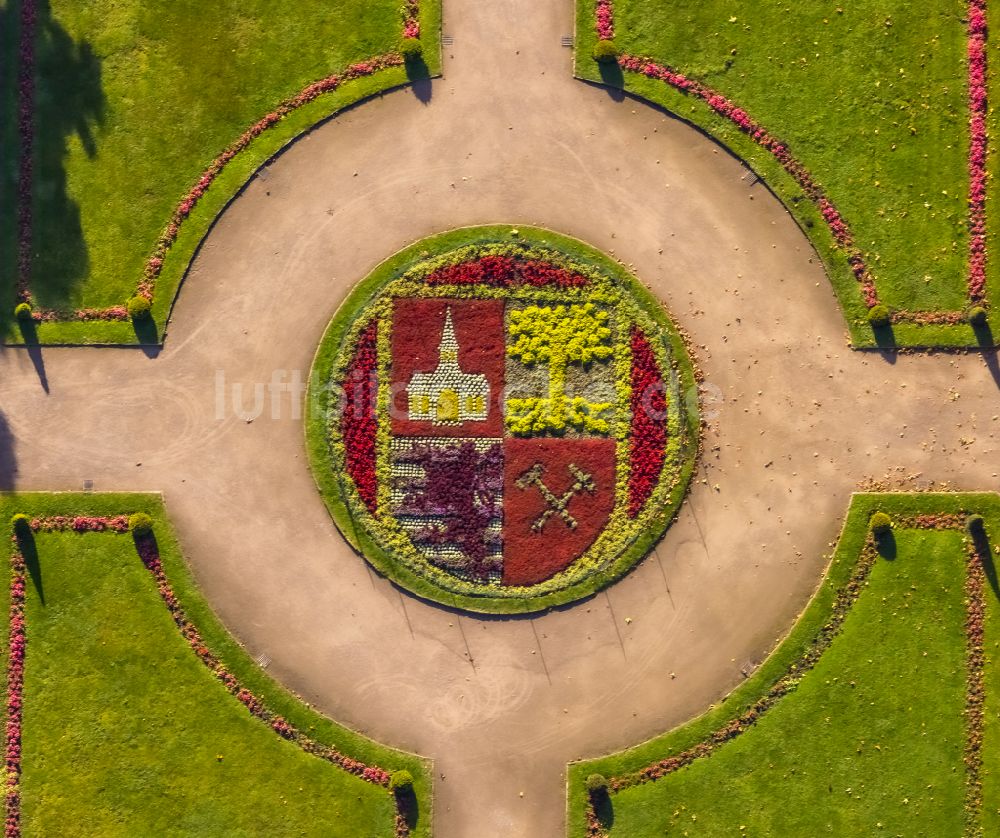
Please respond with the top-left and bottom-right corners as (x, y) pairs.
(390, 298), (505, 437)
(503, 438), (616, 586)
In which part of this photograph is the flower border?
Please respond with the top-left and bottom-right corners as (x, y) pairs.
(15, 1), (423, 326)
(578, 510), (991, 837)
(323, 237), (694, 609)
(594, 0), (990, 332)
(4, 516), (415, 838)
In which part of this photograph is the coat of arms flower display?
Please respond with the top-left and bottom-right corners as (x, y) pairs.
(309, 227), (699, 613)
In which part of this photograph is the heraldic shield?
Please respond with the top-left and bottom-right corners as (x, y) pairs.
(387, 296), (618, 587)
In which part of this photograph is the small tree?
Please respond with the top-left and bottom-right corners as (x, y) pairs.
(966, 306), (988, 327)
(593, 40), (618, 63)
(389, 770), (413, 793)
(128, 512), (154, 536)
(10, 514), (31, 538)
(400, 38), (422, 61)
(127, 296), (152, 319)
(586, 774), (609, 797)
(866, 305), (890, 327)
(14, 302), (32, 321)
(869, 512), (892, 536)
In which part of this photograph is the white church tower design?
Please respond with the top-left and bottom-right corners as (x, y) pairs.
(406, 307), (490, 425)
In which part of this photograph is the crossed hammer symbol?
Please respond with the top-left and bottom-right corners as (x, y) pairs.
(515, 462), (596, 532)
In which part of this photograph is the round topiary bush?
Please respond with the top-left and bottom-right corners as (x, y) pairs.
(866, 304), (891, 327)
(127, 296), (152, 319)
(14, 302), (32, 321)
(593, 39), (618, 63)
(389, 770), (413, 793)
(966, 305), (988, 327)
(10, 513), (31, 536)
(869, 512), (892, 536)
(966, 513), (985, 536)
(128, 512), (154, 536)
(400, 37), (422, 60)
(586, 774), (609, 796)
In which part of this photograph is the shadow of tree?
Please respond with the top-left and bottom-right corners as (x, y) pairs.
(2, 0), (104, 323)
(0, 409), (17, 489)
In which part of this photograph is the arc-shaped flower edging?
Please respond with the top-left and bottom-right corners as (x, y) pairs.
(8, 0), (441, 346)
(566, 491), (999, 837)
(2, 495), (431, 837)
(580, 0), (994, 349)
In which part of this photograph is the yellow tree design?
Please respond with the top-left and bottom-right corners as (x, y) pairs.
(506, 303), (614, 434)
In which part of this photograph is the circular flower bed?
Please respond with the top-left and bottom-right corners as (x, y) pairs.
(308, 227), (699, 613)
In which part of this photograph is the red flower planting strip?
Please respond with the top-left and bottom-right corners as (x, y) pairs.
(342, 321), (379, 513)
(627, 327), (667, 518)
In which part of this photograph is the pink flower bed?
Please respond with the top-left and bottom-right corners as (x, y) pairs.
(967, 0), (988, 303)
(5, 541), (25, 838)
(595, 0), (614, 40)
(5, 516), (413, 837)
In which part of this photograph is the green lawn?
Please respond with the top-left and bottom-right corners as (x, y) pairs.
(2, 0), (440, 343)
(568, 493), (1000, 836)
(576, 1), (994, 347)
(2, 493), (431, 836)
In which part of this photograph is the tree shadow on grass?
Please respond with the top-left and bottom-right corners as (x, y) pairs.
(972, 527), (999, 602)
(593, 791), (614, 831)
(14, 0), (104, 313)
(16, 526), (44, 605)
(874, 530), (896, 560)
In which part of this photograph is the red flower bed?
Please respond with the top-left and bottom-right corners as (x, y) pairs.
(627, 327), (667, 518)
(5, 540), (26, 838)
(424, 255), (589, 288)
(967, 0), (988, 303)
(342, 321), (379, 513)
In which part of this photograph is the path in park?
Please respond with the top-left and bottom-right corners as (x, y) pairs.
(2, 1), (999, 835)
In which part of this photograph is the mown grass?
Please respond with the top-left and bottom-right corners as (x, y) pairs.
(3, 0), (440, 343)
(568, 493), (1000, 836)
(0, 493), (431, 837)
(576, 1), (995, 348)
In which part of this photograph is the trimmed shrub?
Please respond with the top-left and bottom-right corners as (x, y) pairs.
(389, 770), (413, 792)
(14, 302), (32, 321)
(10, 513), (31, 536)
(127, 295), (152, 319)
(585, 774), (609, 796)
(866, 304), (891, 327)
(128, 512), (154, 536)
(966, 514), (985, 536)
(400, 37), (422, 60)
(593, 39), (618, 63)
(966, 306), (988, 327)
(869, 512), (892, 536)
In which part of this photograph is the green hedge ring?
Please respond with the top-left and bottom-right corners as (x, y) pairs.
(306, 225), (700, 613)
